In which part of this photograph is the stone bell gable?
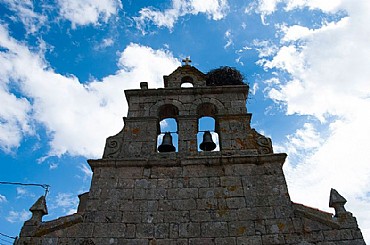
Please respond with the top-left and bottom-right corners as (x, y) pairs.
(16, 62), (365, 244)
(102, 63), (272, 159)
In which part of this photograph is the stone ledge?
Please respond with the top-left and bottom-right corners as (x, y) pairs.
(293, 203), (340, 229)
(125, 85), (249, 100)
(33, 213), (83, 237)
(88, 153), (287, 169)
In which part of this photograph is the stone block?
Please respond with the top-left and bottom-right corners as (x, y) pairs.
(122, 211), (142, 223)
(93, 223), (126, 238)
(254, 219), (267, 235)
(136, 223), (154, 238)
(151, 167), (183, 178)
(157, 179), (172, 188)
(183, 165), (224, 177)
(226, 197), (246, 209)
(156, 239), (188, 245)
(261, 234), (285, 244)
(116, 167), (144, 179)
(163, 211), (190, 223)
(172, 199), (197, 210)
(228, 220), (255, 236)
(190, 210), (213, 222)
(220, 176), (242, 187)
(189, 177), (209, 188)
(201, 222), (228, 237)
(323, 229), (353, 241)
(237, 235), (262, 245)
(209, 177), (221, 187)
(215, 237), (236, 245)
(196, 198), (218, 210)
(265, 219), (295, 234)
(155, 223), (170, 238)
(168, 188), (198, 199)
(179, 223), (201, 238)
(189, 238), (216, 245)
(170, 223), (179, 238)
(142, 212), (164, 224)
(117, 238), (147, 245)
(254, 207), (275, 219)
(117, 178), (135, 188)
(135, 179), (158, 189)
(134, 188), (167, 200)
(158, 199), (173, 211)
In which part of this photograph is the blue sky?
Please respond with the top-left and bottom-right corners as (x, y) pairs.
(0, 0), (370, 243)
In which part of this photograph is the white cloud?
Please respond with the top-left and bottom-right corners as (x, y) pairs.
(78, 163), (93, 179)
(49, 162), (58, 170)
(94, 38), (115, 50)
(254, 0), (342, 16)
(0, 25), (179, 158)
(54, 193), (78, 208)
(257, 0), (370, 241)
(252, 0), (344, 26)
(0, 0), (48, 34)
(16, 187), (27, 196)
(0, 88), (33, 153)
(57, 0), (122, 28)
(0, 194), (7, 203)
(224, 29), (233, 49)
(253, 39), (278, 58)
(6, 209), (30, 223)
(250, 82), (259, 95)
(49, 192), (78, 215)
(134, 0), (229, 32)
(16, 187), (35, 199)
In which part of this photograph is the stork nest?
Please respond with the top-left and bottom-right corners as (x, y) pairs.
(206, 66), (245, 86)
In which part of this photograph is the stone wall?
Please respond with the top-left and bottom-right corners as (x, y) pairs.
(16, 154), (365, 244)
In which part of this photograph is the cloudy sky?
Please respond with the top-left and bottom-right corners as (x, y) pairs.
(0, 0), (369, 242)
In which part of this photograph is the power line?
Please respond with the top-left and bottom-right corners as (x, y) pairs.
(0, 232), (16, 240)
(0, 237), (13, 244)
(0, 181), (50, 197)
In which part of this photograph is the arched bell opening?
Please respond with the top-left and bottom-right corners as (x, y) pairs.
(197, 116), (220, 152)
(196, 103), (220, 152)
(157, 104), (179, 153)
(157, 118), (178, 152)
(181, 76), (194, 88)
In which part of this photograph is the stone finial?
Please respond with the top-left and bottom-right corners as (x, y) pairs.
(329, 188), (347, 217)
(77, 192), (89, 213)
(29, 196), (48, 223)
(140, 82), (148, 89)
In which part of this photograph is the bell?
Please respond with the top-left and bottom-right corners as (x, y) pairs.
(158, 132), (176, 152)
(200, 131), (216, 151)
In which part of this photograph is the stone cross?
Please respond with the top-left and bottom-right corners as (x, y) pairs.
(182, 57), (191, 66)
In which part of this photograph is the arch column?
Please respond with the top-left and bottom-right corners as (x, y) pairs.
(177, 115), (198, 154)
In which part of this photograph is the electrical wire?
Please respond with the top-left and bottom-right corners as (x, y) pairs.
(0, 232), (16, 240)
(0, 181), (50, 197)
(0, 237), (13, 244)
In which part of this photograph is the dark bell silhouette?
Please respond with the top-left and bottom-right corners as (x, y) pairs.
(199, 131), (216, 151)
(158, 132), (176, 152)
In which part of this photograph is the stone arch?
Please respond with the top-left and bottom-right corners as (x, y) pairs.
(192, 98), (224, 152)
(181, 76), (194, 87)
(157, 104), (179, 121)
(190, 97), (226, 116)
(149, 99), (185, 117)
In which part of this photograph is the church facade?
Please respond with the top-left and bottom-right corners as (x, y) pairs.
(16, 63), (365, 244)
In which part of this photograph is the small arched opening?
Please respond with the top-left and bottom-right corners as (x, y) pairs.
(181, 76), (194, 88)
(157, 104), (179, 152)
(196, 103), (220, 151)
